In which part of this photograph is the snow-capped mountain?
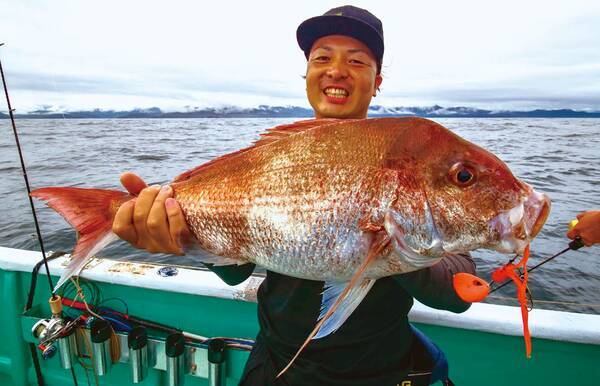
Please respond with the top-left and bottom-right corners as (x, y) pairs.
(5, 105), (600, 118)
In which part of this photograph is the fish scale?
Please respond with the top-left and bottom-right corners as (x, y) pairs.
(31, 117), (550, 376)
(176, 163), (400, 281)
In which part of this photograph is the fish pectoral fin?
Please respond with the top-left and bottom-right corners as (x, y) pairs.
(276, 235), (390, 378)
(315, 278), (376, 339)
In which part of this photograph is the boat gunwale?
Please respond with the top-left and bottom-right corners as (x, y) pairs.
(1, 246), (598, 345)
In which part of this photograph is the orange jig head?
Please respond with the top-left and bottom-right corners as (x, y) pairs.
(453, 273), (490, 303)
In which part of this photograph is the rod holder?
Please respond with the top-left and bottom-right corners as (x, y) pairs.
(207, 339), (226, 386)
(90, 319), (112, 376)
(57, 332), (76, 369)
(166, 333), (185, 386)
(128, 326), (148, 383)
(49, 295), (63, 317)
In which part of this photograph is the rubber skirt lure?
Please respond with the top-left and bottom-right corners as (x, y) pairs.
(491, 244), (532, 358)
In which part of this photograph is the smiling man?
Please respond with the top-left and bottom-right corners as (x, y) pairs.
(113, 6), (472, 386)
(299, 5), (383, 120)
(304, 34), (382, 119)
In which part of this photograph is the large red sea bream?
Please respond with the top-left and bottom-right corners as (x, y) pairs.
(32, 117), (550, 371)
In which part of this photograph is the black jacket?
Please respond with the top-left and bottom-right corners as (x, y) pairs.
(208, 254), (475, 386)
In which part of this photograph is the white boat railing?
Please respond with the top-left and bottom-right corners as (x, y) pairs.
(1, 246), (599, 345)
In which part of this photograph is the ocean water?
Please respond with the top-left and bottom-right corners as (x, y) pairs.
(0, 117), (598, 314)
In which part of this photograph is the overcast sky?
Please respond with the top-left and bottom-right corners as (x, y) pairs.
(1, 0), (599, 112)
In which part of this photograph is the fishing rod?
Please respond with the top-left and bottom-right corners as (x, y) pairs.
(0, 43), (56, 295)
(489, 235), (585, 295)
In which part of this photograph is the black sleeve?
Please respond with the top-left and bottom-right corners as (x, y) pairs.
(203, 263), (256, 286)
(393, 253), (476, 313)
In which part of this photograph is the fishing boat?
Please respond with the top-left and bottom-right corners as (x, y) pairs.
(1, 49), (598, 386)
(1, 246), (599, 386)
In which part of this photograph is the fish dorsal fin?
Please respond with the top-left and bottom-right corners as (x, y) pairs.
(252, 118), (342, 147)
(173, 118), (341, 182)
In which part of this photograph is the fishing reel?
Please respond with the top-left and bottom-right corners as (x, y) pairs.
(32, 317), (66, 359)
(31, 295), (79, 368)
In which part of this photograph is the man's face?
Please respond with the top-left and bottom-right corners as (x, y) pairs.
(305, 35), (383, 119)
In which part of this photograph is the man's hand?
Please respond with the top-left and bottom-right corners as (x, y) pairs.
(567, 210), (600, 247)
(112, 172), (192, 254)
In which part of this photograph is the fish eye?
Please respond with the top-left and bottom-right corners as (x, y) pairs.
(449, 163), (477, 187)
(457, 169), (472, 183)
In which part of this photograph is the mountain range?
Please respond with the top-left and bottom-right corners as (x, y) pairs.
(2, 105), (600, 119)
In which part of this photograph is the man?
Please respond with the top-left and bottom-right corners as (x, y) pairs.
(113, 6), (474, 385)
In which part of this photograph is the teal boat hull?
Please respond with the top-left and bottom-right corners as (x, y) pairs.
(1, 247), (599, 386)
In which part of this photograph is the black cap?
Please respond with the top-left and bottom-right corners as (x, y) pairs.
(297, 5), (384, 72)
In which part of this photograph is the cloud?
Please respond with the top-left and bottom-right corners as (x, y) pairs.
(2, 0), (599, 111)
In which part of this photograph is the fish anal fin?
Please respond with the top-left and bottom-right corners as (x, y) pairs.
(173, 119), (344, 182)
(185, 244), (247, 267)
(277, 235), (391, 378)
(196, 251), (245, 267)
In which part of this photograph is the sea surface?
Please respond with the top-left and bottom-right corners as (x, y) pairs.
(0, 118), (598, 314)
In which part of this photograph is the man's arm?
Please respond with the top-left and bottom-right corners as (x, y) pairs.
(393, 253), (476, 313)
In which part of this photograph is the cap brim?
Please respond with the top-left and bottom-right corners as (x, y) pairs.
(297, 15), (384, 61)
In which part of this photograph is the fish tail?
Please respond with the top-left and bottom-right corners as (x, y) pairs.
(30, 187), (131, 291)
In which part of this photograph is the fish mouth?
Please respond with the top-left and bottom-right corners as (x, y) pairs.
(489, 188), (551, 254)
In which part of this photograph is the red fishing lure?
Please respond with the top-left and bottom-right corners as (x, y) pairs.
(454, 244), (532, 358)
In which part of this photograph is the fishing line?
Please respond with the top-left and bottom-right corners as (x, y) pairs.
(0, 43), (56, 295)
(487, 295), (600, 310)
(49, 69), (67, 120)
(489, 237), (584, 295)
